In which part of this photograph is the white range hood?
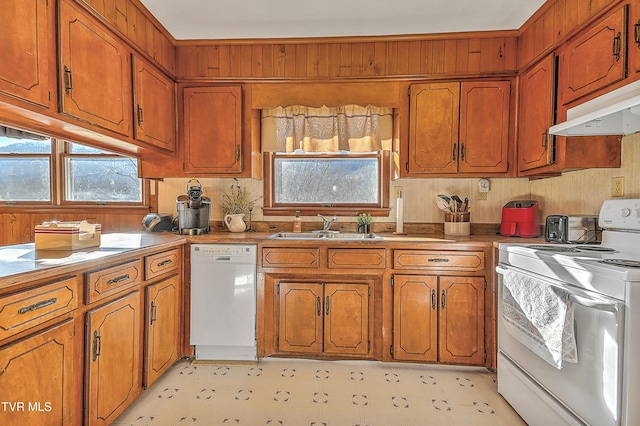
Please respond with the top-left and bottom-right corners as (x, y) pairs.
(548, 79), (640, 136)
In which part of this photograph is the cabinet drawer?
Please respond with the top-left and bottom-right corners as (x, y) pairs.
(328, 249), (386, 269)
(0, 276), (79, 340)
(262, 248), (319, 268)
(393, 250), (485, 271)
(145, 249), (179, 280)
(85, 259), (143, 303)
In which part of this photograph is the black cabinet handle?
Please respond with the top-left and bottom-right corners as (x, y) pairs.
(63, 66), (73, 94)
(613, 32), (622, 61)
(93, 330), (101, 361)
(18, 297), (57, 314)
(107, 274), (130, 285)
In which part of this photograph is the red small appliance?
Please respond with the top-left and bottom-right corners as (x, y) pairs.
(500, 200), (540, 237)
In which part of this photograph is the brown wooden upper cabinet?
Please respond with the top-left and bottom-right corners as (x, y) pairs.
(133, 56), (176, 153)
(58, 0), (132, 136)
(0, 0), (52, 108)
(632, 0), (640, 78)
(518, 51), (622, 177)
(182, 86), (243, 174)
(518, 54), (555, 172)
(408, 81), (511, 176)
(557, 5), (627, 107)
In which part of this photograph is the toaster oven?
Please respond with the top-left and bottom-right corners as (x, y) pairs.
(545, 214), (600, 243)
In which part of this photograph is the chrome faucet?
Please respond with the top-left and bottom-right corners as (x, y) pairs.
(317, 214), (338, 232)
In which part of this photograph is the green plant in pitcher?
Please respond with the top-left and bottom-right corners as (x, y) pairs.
(222, 178), (261, 216)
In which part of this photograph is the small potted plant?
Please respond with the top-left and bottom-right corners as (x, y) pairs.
(357, 213), (373, 234)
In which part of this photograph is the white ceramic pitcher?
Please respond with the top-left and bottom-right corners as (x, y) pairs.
(224, 213), (246, 232)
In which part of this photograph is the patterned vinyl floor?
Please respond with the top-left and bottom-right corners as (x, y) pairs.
(113, 358), (527, 426)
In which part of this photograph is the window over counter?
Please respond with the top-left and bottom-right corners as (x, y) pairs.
(263, 151), (390, 217)
(261, 105), (393, 217)
(64, 144), (142, 204)
(0, 126), (146, 206)
(0, 128), (52, 203)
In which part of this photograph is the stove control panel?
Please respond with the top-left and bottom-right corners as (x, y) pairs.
(599, 199), (640, 230)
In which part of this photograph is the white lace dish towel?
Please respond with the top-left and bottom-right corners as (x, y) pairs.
(502, 268), (578, 369)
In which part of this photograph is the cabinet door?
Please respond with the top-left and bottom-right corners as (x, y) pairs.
(0, 320), (76, 425)
(408, 83), (459, 174)
(439, 277), (484, 365)
(183, 86), (242, 174)
(278, 283), (323, 353)
(392, 275), (437, 362)
(324, 283), (370, 356)
(144, 276), (180, 388)
(86, 291), (141, 425)
(518, 55), (555, 172)
(630, 0), (640, 78)
(459, 81), (510, 173)
(58, 0), (131, 136)
(0, 0), (52, 107)
(133, 56), (176, 152)
(559, 5), (627, 106)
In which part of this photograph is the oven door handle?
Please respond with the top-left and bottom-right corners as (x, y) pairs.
(497, 263), (619, 313)
(496, 264), (509, 274)
(569, 294), (619, 313)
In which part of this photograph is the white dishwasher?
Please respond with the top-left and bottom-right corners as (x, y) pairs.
(190, 244), (257, 361)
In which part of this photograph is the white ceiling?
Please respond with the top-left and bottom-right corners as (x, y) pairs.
(139, 0), (546, 40)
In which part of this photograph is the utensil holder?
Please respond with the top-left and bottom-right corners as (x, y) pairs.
(444, 212), (470, 236)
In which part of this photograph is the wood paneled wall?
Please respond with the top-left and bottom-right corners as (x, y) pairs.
(0, 209), (149, 246)
(174, 35), (518, 79)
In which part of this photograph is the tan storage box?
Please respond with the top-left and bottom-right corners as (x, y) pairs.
(35, 220), (101, 250)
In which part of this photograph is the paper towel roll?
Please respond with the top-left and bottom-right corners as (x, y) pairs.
(396, 196), (404, 233)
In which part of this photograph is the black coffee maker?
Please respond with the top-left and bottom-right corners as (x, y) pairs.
(176, 179), (211, 235)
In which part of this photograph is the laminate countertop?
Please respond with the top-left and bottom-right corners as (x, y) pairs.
(0, 232), (186, 289)
(0, 230), (544, 289)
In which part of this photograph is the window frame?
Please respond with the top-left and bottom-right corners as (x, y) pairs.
(60, 142), (145, 206)
(0, 134), (55, 206)
(263, 150), (391, 217)
(0, 132), (148, 208)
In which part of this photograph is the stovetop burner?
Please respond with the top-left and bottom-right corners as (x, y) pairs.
(600, 259), (640, 268)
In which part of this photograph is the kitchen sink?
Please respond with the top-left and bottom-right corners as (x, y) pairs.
(268, 232), (383, 240)
(323, 233), (382, 240)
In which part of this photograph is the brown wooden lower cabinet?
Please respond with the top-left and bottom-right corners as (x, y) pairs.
(144, 275), (180, 388)
(393, 274), (485, 365)
(0, 319), (77, 425)
(278, 281), (370, 357)
(85, 290), (141, 426)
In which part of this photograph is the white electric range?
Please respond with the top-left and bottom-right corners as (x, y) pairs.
(497, 198), (640, 426)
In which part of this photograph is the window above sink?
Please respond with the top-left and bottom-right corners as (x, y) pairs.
(263, 151), (391, 217)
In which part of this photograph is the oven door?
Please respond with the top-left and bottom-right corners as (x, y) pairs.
(497, 264), (624, 426)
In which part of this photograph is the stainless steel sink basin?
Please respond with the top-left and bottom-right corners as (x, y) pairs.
(268, 232), (324, 239)
(323, 233), (382, 240)
(268, 231), (382, 240)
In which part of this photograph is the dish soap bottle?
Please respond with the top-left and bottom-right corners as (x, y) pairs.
(293, 211), (302, 233)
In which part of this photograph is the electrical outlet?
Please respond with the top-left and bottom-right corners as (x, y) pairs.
(612, 177), (624, 197)
(477, 191), (487, 201)
(394, 186), (403, 198)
